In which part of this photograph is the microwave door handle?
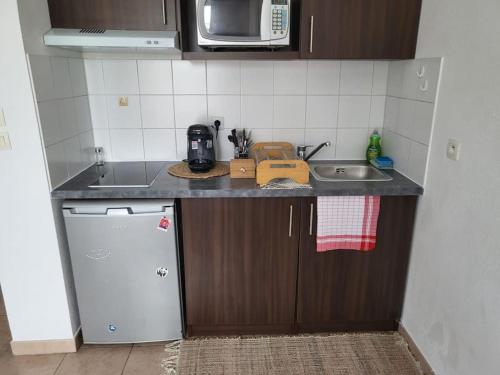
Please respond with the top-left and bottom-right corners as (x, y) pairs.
(261, 0), (271, 41)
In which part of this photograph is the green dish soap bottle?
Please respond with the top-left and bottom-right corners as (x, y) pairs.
(366, 130), (382, 162)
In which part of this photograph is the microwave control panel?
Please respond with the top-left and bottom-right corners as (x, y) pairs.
(271, 0), (289, 40)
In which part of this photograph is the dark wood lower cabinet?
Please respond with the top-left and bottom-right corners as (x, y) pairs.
(181, 196), (417, 337)
(181, 198), (301, 336)
(296, 196), (417, 332)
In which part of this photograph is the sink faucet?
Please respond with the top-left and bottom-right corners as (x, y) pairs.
(297, 142), (332, 162)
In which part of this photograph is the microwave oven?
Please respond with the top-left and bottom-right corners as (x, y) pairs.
(196, 0), (291, 47)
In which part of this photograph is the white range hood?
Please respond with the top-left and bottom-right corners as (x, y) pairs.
(44, 28), (179, 53)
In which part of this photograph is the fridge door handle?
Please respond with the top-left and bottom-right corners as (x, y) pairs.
(106, 208), (132, 216)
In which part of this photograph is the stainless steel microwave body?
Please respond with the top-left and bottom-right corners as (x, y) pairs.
(196, 0), (291, 47)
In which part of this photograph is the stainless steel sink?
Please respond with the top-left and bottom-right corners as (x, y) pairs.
(310, 164), (392, 182)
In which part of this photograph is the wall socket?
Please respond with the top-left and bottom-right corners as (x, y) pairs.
(0, 109), (6, 128)
(0, 132), (12, 151)
(210, 116), (224, 130)
(447, 139), (461, 161)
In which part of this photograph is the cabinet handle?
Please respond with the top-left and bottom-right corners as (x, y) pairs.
(162, 0), (167, 25)
(309, 16), (314, 53)
(288, 205), (294, 237)
(309, 203), (314, 236)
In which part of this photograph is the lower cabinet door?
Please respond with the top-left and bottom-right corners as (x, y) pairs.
(181, 198), (300, 336)
(296, 196), (418, 332)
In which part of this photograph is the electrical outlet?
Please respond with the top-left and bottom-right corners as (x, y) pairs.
(0, 132), (12, 151)
(118, 97), (129, 107)
(211, 116), (224, 130)
(0, 109), (6, 128)
(447, 139), (461, 161)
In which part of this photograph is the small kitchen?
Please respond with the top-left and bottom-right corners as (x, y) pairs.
(2, 1), (497, 375)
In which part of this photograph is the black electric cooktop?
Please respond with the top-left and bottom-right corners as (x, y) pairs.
(88, 162), (166, 188)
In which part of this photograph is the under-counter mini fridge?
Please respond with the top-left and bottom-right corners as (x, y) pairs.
(63, 200), (183, 344)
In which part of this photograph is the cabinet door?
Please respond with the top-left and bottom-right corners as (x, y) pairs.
(119, 0), (177, 31)
(48, 0), (121, 29)
(296, 197), (417, 332)
(300, 0), (422, 59)
(181, 198), (301, 336)
(48, 0), (177, 31)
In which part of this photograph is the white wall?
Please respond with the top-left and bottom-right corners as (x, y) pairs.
(402, 1), (500, 374)
(0, 0), (77, 342)
(86, 59), (389, 162)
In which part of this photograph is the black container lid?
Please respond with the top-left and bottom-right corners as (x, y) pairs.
(188, 124), (212, 136)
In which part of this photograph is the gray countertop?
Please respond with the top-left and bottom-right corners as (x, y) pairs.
(52, 161), (423, 199)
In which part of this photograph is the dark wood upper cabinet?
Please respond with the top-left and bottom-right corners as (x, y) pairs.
(300, 0), (422, 59)
(48, 0), (178, 31)
(296, 197), (417, 332)
(181, 198), (301, 336)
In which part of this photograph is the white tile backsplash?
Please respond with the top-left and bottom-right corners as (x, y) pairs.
(68, 58), (88, 97)
(338, 96), (371, 128)
(274, 61), (307, 95)
(140, 95), (175, 129)
(138, 60), (173, 95)
(207, 61), (241, 95)
(241, 96), (273, 129)
(38, 101), (61, 146)
(372, 62), (389, 96)
(88, 95), (108, 129)
(207, 95), (241, 129)
(84, 59), (105, 95)
(306, 96), (339, 128)
(336, 128), (370, 160)
(102, 60), (139, 94)
(273, 96), (307, 128)
(241, 61), (274, 95)
(174, 95), (208, 128)
(272, 128), (305, 148)
(143, 129), (177, 160)
(383, 58), (441, 186)
(340, 61), (374, 95)
(307, 61), (341, 95)
(109, 129), (145, 161)
(30, 55), (97, 190)
(106, 95), (142, 129)
(172, 61), (207, 95)
(82, 58), (395, 162)
(51, 56), (73, 100)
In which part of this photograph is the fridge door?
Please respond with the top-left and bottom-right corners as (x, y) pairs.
(63, 200), (182, 344)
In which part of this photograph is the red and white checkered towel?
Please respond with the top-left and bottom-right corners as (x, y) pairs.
(316, 196), (381, 252)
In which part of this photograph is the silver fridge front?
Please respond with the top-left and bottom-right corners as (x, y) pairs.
(63, 200), (183, 344)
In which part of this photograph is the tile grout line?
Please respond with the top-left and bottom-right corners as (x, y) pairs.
(52, 353), (67, 375)
(120, 345), (134, 375)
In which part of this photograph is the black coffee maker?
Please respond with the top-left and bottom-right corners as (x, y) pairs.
(187, 125), (216, 172)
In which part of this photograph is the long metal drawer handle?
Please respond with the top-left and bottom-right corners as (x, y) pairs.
(289, 205), (293, 237)
(309, 203), (314, 236)
(162, 0), (167, 25)
(309, 16), (314, 54)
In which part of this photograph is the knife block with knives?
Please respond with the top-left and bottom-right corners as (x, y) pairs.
(250, 142), (310, 185)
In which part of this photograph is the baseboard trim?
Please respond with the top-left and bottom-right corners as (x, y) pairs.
(398, 324), (435, 375)
(10, 327), (83, 356)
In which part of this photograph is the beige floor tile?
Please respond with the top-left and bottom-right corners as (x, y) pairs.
(123, 345), (169, 375)
(55, 346), (131, 375)
(0, 351), (64, 375)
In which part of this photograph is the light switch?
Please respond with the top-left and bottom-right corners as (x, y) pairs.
(0, 110), (6, 128)
(0, 132), (12, 151)
(447, 139), (461, 161)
